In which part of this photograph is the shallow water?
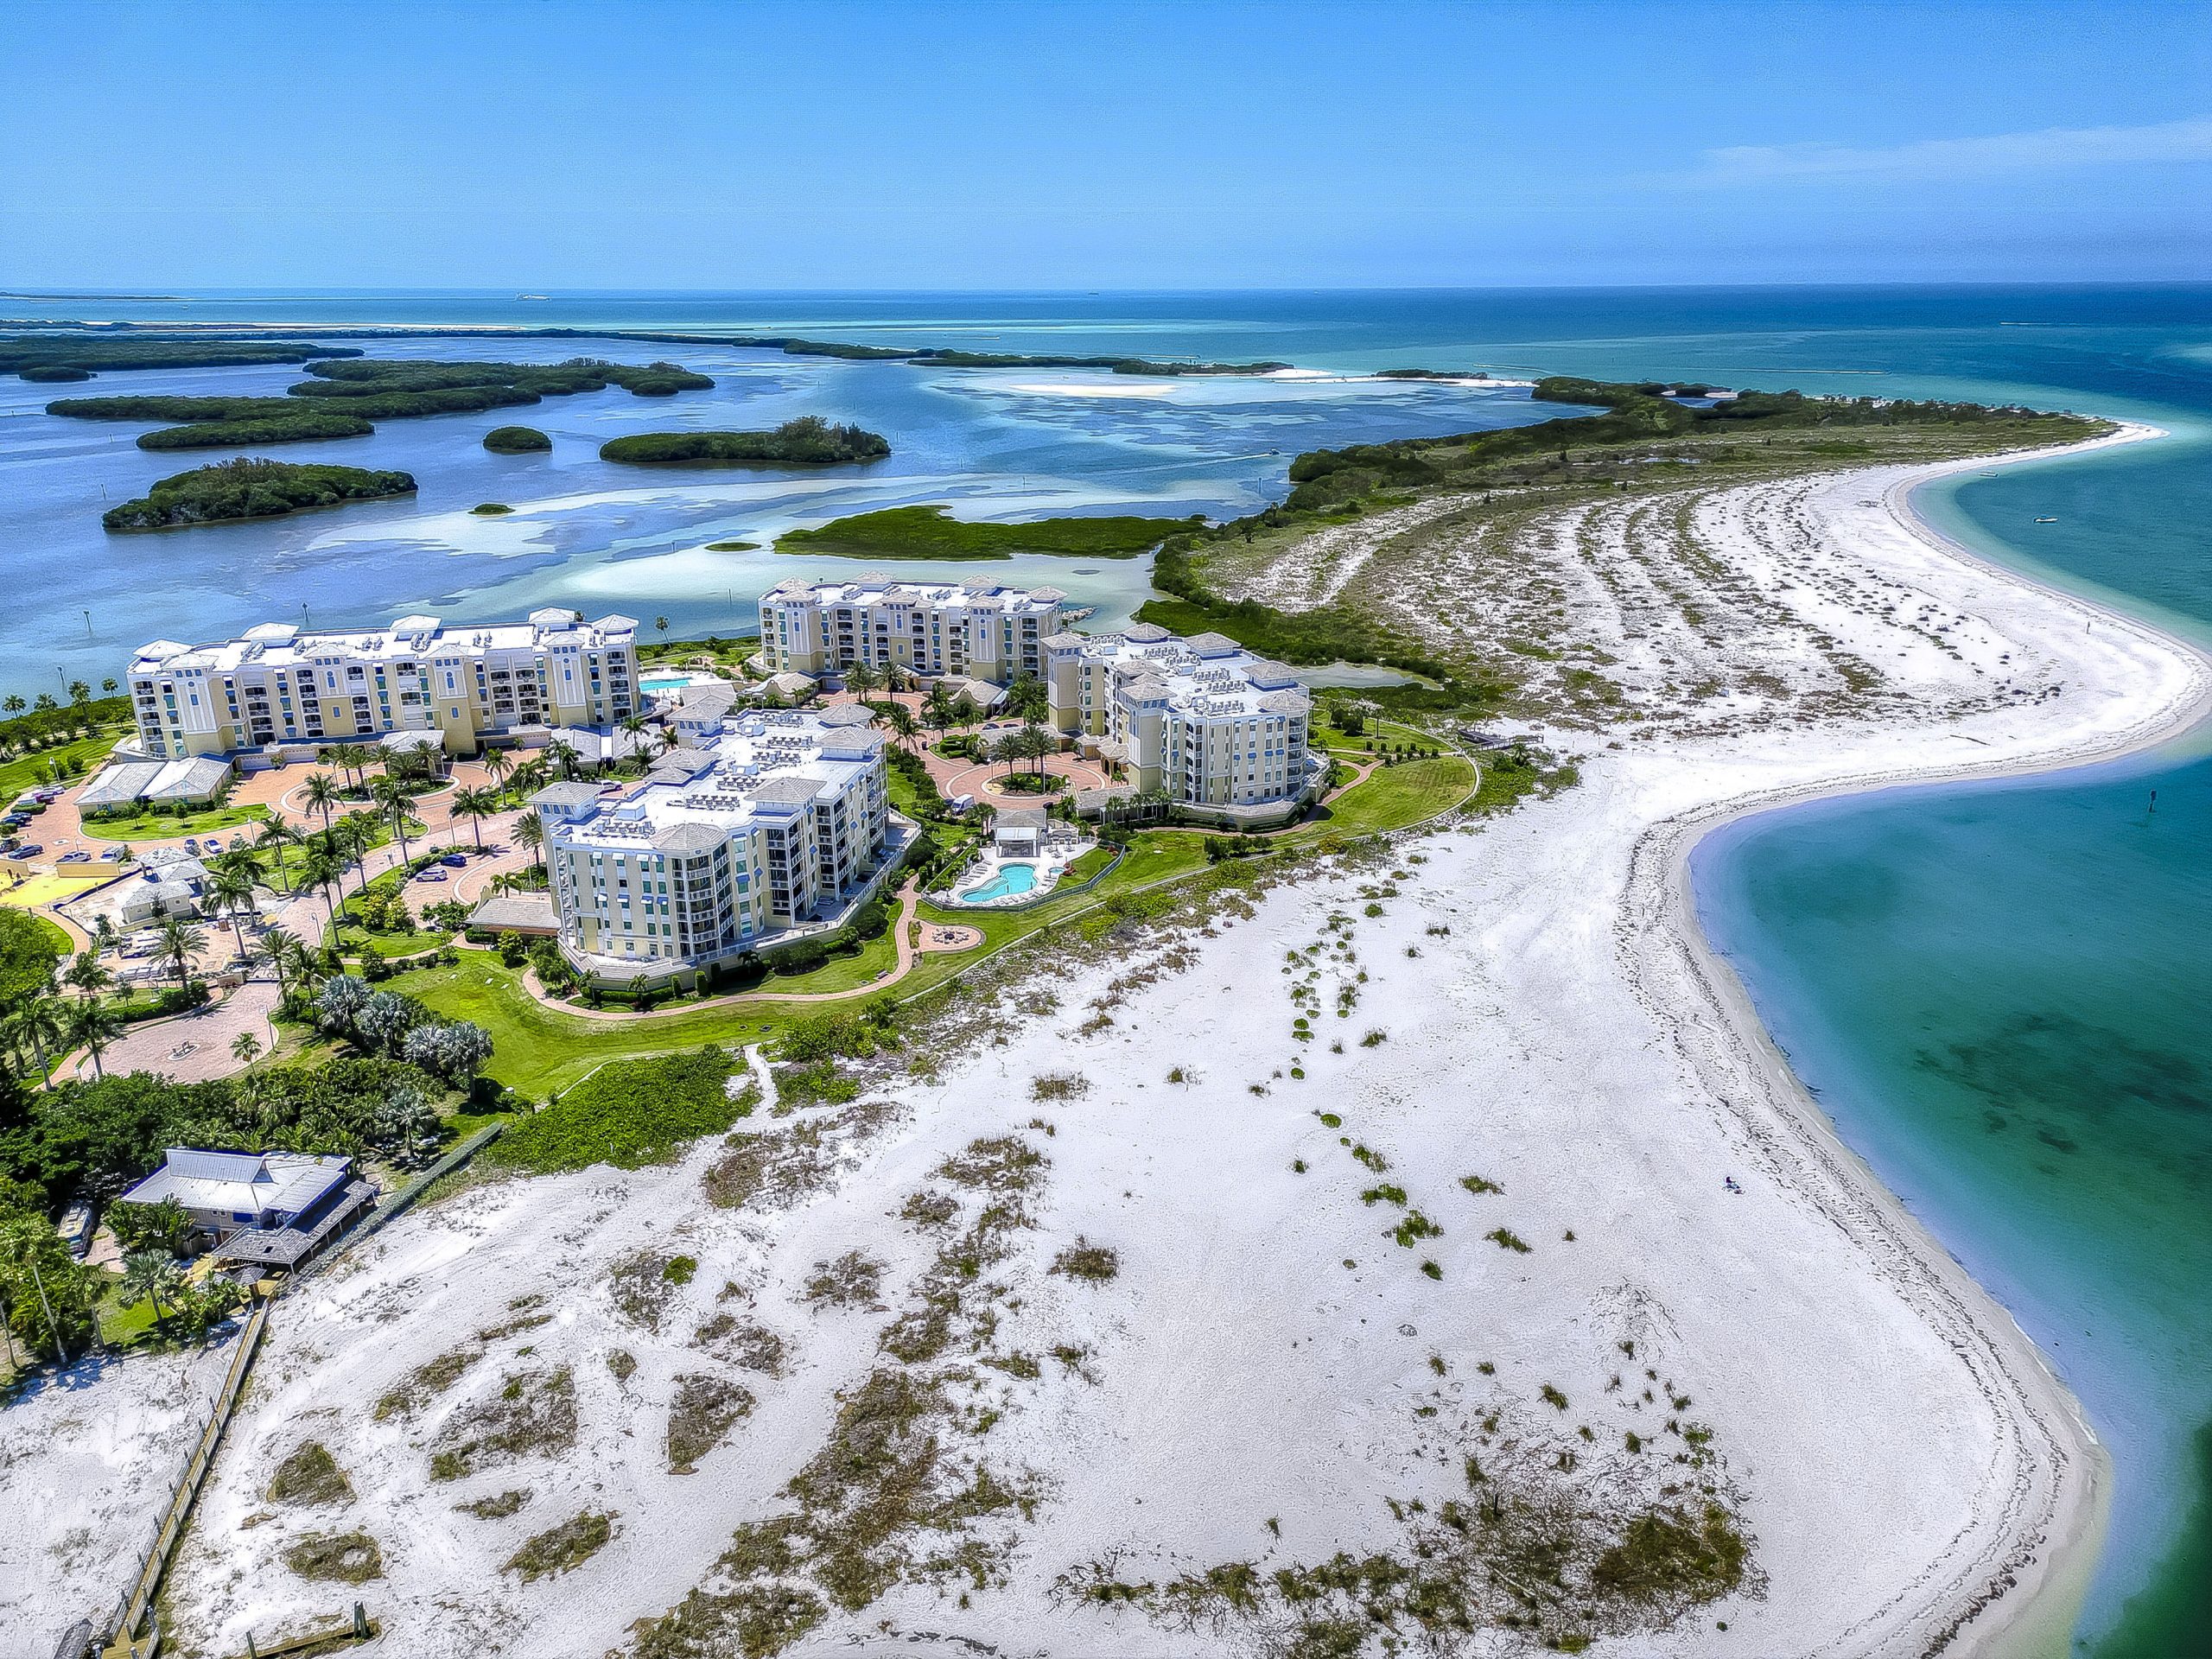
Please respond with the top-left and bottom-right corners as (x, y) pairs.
(15, 286), (2212, 1649)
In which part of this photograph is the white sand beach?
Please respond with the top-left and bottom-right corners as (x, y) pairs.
(4, 428), (2202, 1659)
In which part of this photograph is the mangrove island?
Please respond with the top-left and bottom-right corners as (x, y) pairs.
(103, 457), (418, 532)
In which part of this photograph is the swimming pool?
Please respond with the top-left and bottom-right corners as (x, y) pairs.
(640, 676), (693, 693)
(957, 861), (1040, 904)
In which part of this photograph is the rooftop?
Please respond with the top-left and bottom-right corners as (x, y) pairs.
(764, 577), (1067, 615)
(120, 1147), (354, 1225)
(132, 611), (639, 677)
(535, 708), (885, 851)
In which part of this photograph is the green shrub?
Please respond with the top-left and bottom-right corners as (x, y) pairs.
(492, 1048), (746, 1173)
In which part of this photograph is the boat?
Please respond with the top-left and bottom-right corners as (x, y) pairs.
(2036, 517), (2058, 524)
(516, 293), (550, 302)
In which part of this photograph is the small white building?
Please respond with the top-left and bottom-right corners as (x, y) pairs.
(117, 1147), (375, 1269)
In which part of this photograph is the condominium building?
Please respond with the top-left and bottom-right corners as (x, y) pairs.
(127, 609), (639, 760)
(530, 705), (893, 985)
(1046, 624), (1323, 821)
(757, 576), (1065, 684)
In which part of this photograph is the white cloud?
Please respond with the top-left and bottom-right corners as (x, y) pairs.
(1678, 116), (2212, 187)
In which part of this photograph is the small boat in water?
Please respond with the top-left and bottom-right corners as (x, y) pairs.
(2036, 516), (2058, 524)
(517, 293), (550, 302)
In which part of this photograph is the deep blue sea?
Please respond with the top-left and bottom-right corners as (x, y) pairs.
(10, 286), (2212, 1651)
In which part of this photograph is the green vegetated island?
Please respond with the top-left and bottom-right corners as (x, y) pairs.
(599, 416), (888, 466)
(104, 457), (417, 532)
(0, 334), (361, 381)
(483, 424), (551, 453)
(778, 502), (1205, 560)
(46, 357), (714, 450)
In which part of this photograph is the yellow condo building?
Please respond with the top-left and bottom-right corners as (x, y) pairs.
(127, 610), (640, 762)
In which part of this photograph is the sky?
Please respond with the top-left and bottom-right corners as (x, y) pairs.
(3, 0), (2210, 290)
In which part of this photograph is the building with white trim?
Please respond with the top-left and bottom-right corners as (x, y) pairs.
(531, 705), (899, 986)
(1045, 624), (1323, 823)
(126, 609), (639, 761)
(757, 576), (1065, 684)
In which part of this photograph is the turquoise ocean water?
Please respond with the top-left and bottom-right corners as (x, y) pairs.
(10, 288), (2212, 1649)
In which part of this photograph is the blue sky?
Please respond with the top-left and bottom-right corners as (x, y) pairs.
(4, 0), (2209, 289)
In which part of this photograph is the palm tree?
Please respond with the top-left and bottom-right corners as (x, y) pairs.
(546, 739), (582, 781)
(156, 916), (206, 992)
(450, 785), (499, 851)
(337, 810), (380, 899)
(1, 696), (22, 715)
(372, 776), (416, 866)
(62, 950), (113, 1001)
(845, 659), (879, 702)
(207, 866), (257, 961)
(302, 771), (341, 834)
(881, 702), (919, 753)
(296, 847), (341, 928)
(514, 811), (544, 875)
(481, 747), (514, 797)
(255, 816), (300, 892)
(231, 1031), (262, 1070)
(10, 995), (64, 1081)
(257, 925), (298, 1002)
(923, 683), (955, 745)
(68, 998), (121, 1079)
(121, 1250), (181, 1326)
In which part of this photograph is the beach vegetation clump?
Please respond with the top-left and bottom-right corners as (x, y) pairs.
(1460, 1173), (1504, 1196)
(1391, 1210), (1443, 1248)
(1486, 1227), (1533, 1254)
(1360, 1184), (1407, 1206)
(284, 1529), (385, 1584)
(936, 1134), (1047, 1195)
(375, 1343), (483, 1420)
(601, 416), (889, 466)
(265, 1440), (353, 1507)
(1030, 1071), (1090, 1101)
(102, 457), (415, 530)
(667, 1374), (756, 1473)
(1049, 1239), (1120, 1282)
(607, 1249), (699, 1331)
(505, 1508), (618, 1580)
(428, 1366), (577, 1481)
(899, 1189), (959, 1229)
(461, 1488), (532, 1519)
(804, 1249), (887, 1309)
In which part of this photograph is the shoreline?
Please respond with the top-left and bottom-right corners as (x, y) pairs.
(1638, 420), (2212, 1655)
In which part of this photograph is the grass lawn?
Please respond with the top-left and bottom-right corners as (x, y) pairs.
(389, 951), (813, 1096)
(22, 913), (74, 957)
(1055, 846), (1119, 887)
(97, 1288), (158, 1350)
(0, 728), (126, 803)
(76, 802), (270, 842)
(336, 925), (453, 960)
(1294, 752), (1476, 838)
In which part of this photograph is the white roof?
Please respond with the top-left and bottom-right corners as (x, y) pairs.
(763, 577), (1066, 616)
(121, 1147), (353, 1222)
(541, 707), (884, 853)
(1065, 628), (1312, 721)
(131, 609), (636, 677)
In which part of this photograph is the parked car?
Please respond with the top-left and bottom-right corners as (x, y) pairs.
(441, 853), (468, 867)
(183, 838), (200, 854)
(12, 843), (42, 858)
(99, 847), (126, 861)
(58, 850), (91, 863)
(205, 837), (224, 853)
(0, 814), (27, 830)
